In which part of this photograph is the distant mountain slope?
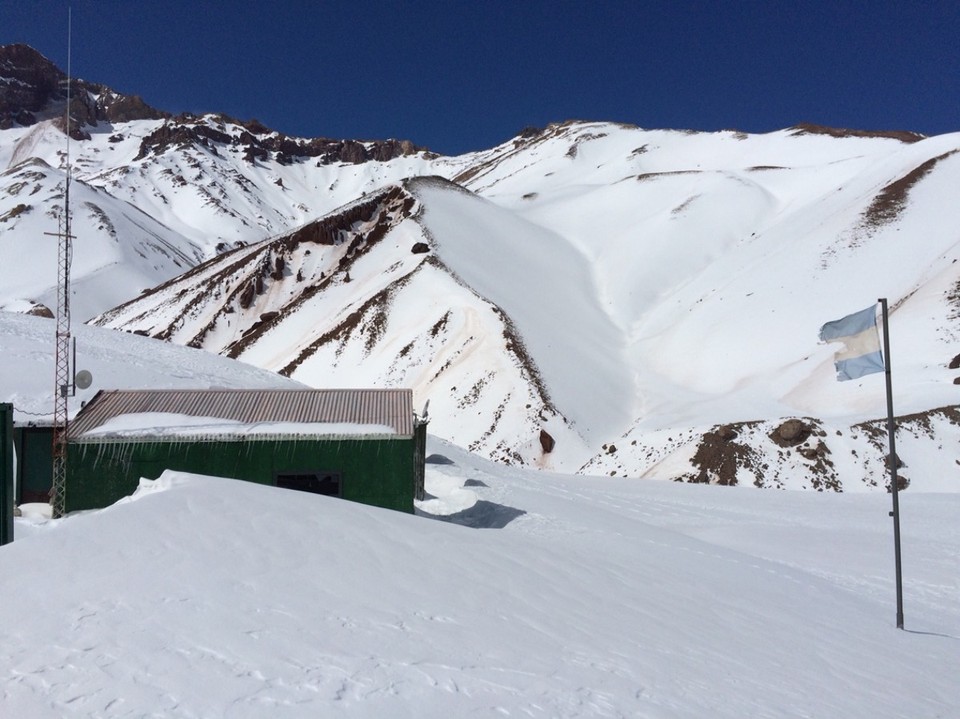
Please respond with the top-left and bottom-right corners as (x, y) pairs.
(0, 155), (204, 320)
(0, 44), (455, 319)
(3, 45), (959, 487)
(92, 181), (584, 468)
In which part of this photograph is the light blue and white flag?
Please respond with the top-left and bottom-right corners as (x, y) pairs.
(819, 305), (885, 381)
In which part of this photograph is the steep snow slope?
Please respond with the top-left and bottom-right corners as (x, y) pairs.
(0, 311), (302, 422)
(1, 107), (462, 320)
(0, 112), (460, 255)
(0, 151), (204, 320)
(85, 122), (960, 485)
(450, 123), (960, 481)
(91, 183), (587, 468)
(410, 177), (635, 441)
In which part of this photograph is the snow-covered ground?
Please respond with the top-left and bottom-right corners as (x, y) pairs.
(2, 441), (958, 718)
(0, 311), (302, 423)
(1, 309), (958, 717)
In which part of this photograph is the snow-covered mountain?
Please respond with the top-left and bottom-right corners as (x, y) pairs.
(0, 44), (448, 319)
(3, 44), (958, 489)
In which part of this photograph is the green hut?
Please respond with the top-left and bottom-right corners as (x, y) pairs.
(65, 388), (427, 514)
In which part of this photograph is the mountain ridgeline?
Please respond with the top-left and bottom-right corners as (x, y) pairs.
(2, 44), (959, 489)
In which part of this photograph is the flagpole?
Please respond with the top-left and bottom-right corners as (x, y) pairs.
(879, 297), (904, 629)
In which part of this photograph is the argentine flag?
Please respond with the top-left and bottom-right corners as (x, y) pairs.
(819, 305), (885, 381)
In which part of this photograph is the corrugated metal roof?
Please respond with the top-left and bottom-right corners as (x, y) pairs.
(68, 388), (414, 441)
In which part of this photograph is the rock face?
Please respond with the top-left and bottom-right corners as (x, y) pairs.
(539, 429), (555, 453)
(0, 43), (426, 162)
(133, 115), (427, 165)
(0, 44), (168, 137)
(0, 44), (64, 128)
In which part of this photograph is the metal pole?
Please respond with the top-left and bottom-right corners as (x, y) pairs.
(879, 297), (904, 629)
(50, 8), (74, 518)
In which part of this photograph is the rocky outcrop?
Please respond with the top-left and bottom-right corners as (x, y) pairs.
(134, 113), (427, 164)
(0, 44), (168, 138)
(0, 44), (64, 128)
(0, 43), (427, 162)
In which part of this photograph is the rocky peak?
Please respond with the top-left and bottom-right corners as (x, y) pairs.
(0, 44), (66, 129)
(1, 43), (429, 161)
(0, 43), (167, 138)
(134, 112), (431, 165)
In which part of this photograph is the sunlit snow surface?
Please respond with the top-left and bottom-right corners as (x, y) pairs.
(0, 311), (302, 422)
(3, 448), (958, 718)
(1, 309), (958, 717)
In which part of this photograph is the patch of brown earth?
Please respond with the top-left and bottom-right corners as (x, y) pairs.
(860, 150), (959, 229)
(686, 423), (756, 486)
(789, 122), (924, 143)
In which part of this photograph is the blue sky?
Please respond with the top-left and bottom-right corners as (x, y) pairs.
(3, 1), (959, 155)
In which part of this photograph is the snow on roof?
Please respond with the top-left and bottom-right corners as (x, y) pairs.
(68, 388), (414, 441)
(78, 412), (398, 440)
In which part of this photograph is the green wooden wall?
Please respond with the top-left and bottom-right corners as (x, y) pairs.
(66, 436), (417, 514)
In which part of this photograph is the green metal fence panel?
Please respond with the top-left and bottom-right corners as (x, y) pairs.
(13, 426), (53, 504)
(1, 403), (13, 545)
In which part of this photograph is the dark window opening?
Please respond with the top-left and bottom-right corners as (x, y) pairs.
(275, 472), (342, 497)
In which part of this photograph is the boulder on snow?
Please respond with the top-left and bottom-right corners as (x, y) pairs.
(539, 429), (555, 454)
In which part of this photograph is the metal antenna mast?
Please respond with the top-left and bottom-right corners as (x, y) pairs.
(50, 8), (75, 518)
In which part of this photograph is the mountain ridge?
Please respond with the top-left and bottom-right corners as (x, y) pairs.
(2, 44), (958, 488)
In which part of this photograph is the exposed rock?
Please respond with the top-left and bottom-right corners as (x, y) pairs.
(0, 44), (64, 128)
(688, 423), (752, 486)
(770, 419), (812, 447)
(539, 429), (555, 453)
(24, 303), (53, 318)
(0, 43), (429, 162)
(0, 203), (30, 222)
(270, 256), (285, 280)
(860, 150), (958, 229)
(136, 114), (428, 164)
(411, 242), (430, 254)
(238, 283), (255, 309)
(797, 441), (828, 461)
(0, 44), (167, 136)
(716, 425), (738, 442)
(98, 92), (167, 123)
(888, 475), (910, 492)
(790, 122), (924, 143)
